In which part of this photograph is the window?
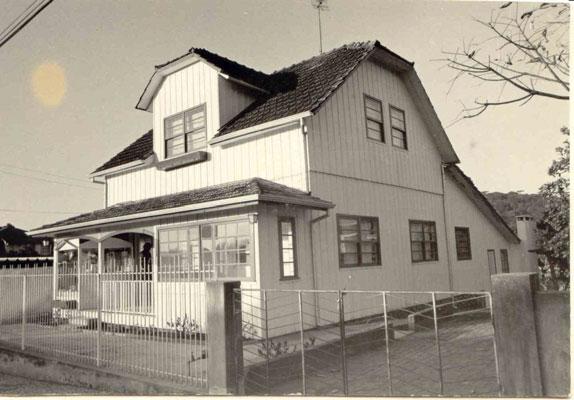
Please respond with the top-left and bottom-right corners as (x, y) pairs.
(337, 215), (380, 268)
(164, 104), (207, 158)
(389, 106), (407, 149)
(364, 95), (384, 142)
(487, 249), (497, 275)
(158, 219), (252, 280)
(455, 227), (472, 260)
(278, 218), (297, 279)
(409, 221), (438, 262)
(500, 249), (509, 273)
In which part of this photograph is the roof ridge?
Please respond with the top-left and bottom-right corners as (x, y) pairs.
(190, 47), (271, 79)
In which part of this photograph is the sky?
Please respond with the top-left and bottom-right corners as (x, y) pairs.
(0, 0), (569, 230)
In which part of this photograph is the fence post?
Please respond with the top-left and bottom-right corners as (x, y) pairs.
(431, 292), (444, 395)
(297, 290), (306, 395)
(382, 292), (393, 396)
(487, 293), (502, 396)
(338, 290), (349, 395)
(21, 275), (26, 351)
(96, 272), (102, 367)
(206, 281), (242, 394)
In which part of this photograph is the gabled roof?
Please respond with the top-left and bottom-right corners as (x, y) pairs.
(445, 165), (520, 244)
(30, 178), (333, 235)
(93, 130), (153, 174)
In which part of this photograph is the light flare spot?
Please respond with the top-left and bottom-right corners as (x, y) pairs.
(31, 62), (66, 107)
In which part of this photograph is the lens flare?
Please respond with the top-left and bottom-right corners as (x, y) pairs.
(31, 62), (66, 107)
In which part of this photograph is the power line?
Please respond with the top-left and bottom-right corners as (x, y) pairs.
(0, 0), (54, 50)
(0, 162), (89, 184)
(0, 0), (42, 39)
(0, 208), (82, 215)
(0, 169), (101, 191)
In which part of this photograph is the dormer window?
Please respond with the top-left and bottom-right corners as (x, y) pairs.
(164, 104), (206, 158)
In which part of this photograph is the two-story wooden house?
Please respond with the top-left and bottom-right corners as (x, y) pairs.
(30, 41), (532, 329)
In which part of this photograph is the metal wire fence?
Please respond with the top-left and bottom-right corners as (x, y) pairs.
(0, 265), (210, 390)
(234, 289), (501, 397)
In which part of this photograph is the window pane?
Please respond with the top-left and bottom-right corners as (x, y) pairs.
(282, 249), (294, 263)
(165, 115), (184, 138)
(282, 235), (293, 249)
(365, 97), (381, 111)
(340, 231), (359, 241)
(367, 127), (383, 141)
(185, 108), (205, 131)
(283, 262), (295, 277)
(342, 253), (358, 265)
(361, 252), (375, 264)
(366, 108), (382, 121)
(339, 218), (359, 230)
(340, 242), (358, 253)
(392, 135), (406, 149)
(166, 136), (185, 157)
(281, 221), (293, 235)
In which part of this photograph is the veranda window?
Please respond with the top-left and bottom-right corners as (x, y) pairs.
(164, 104), (206, 158)
(158, 219), (253, 281)
(337, 215), (381, 268)
(409, 220), (438, 262)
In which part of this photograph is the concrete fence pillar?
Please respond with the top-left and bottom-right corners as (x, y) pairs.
(491, 272), (543, 396)
(205, 281), (243, 395)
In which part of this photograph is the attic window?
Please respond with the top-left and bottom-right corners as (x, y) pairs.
(164, 104), (207, 158)
(364, 95), (384, 142)
(390, 106), (407, 150)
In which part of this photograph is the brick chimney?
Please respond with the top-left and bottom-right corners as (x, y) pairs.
(515, 215), (538, 272)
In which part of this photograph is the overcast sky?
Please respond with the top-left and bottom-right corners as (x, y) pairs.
(0, 0), (569, 230)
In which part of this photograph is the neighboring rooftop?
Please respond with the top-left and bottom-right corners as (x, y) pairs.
(31, 178), (333, 234)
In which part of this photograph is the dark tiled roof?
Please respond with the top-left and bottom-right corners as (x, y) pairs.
(157, 47), (274, 92)
(93, 130), (153, 173)
(445, 165), (520, 243)
(33, 178), (331, 232)
(217, 41), (381, 135)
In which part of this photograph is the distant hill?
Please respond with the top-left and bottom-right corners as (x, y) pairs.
(482, 192), (546, 233)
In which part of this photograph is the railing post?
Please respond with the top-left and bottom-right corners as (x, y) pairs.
(297, 290), (306, 395)
(382, 292), (393, 396)
(21, 275), (26, 351)
(96, 272), (102, 367)
(431, 292), (444, 395)
(487, 293), (502, 397)
(338, 290), (349, 395)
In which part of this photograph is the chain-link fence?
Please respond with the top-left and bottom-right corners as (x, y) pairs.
(235, 289), (501, 396)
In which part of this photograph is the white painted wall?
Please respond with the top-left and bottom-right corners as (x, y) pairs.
(443, 172), (525, 291)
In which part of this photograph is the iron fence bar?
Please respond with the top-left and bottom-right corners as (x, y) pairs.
(338, 290), (349, 395)
(382, 291), (393, 396)
(262, 289), (270, 391)
(487, 293), (502, 397)
(298, 290), (306, 395)
(21, 275), (26, 351)
(431, 292), (444, 395)
(237, 288), (491, 296)
(96, 272), (102, 367)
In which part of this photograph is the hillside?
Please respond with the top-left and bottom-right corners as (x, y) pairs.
(482, 192), (546, 233)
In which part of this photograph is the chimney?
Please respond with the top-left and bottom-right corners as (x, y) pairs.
(515, 215), (538, 272)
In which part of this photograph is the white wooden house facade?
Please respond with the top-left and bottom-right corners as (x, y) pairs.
(30, 41), (532, 330)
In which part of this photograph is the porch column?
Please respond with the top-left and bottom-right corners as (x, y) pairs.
(77, 244), (82, 309)
(97, 241), (103, 274)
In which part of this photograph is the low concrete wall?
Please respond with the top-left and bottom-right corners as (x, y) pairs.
(0, 343), (198, 395)
(491, 273), (570, 397)
(534, 291), (570, 397)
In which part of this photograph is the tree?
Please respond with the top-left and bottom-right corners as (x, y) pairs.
(537, 127), (569, 290)
(443, 2), (569, 120)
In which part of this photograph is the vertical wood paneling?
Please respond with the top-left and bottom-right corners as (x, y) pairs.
(107, 61), (307, 205)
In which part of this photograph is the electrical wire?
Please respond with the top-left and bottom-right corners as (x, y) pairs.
(0, 169), (101, 191)
(0, 208), (82, 215)
(0, 0), (54, 50)
(0, 162), (90, 184)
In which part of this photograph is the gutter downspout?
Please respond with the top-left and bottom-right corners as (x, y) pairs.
(309, 209), (330, 327)
(441, 163), (454, 291)
(301, 118), (311, 193)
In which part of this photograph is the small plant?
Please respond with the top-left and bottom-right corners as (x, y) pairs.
(167, 314), (201, 335)
(256, 335), (316, 359)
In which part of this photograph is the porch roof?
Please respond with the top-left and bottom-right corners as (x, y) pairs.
(29, 178), (333, 236)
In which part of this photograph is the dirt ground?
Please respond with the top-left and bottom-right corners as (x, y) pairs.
(0, 372), (105, 395)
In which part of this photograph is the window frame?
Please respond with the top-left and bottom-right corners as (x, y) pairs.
(389, 104), (408, 150)
(278, 217), (298, 280)
(363, 94), (385, 143)
(487, 249), (497, 275)
(164, 103), (207, 159)
(500, 249), (510, 273)
(336, 214), (381, 269)
(409, 220), (439, 263)
(454, 227), (472, 261)
(156, 217), (254, 281)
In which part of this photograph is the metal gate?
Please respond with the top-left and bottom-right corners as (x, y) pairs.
(234, 289), (501, 396)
